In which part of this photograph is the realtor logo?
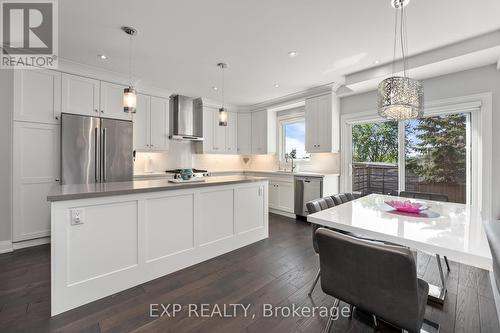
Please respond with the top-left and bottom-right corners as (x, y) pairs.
(1, 0), (58, 68)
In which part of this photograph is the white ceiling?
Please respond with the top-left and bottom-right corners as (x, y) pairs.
(59, 0), (500, 106)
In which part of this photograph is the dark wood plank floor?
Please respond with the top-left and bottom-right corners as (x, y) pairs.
(1, 214), (499, 332)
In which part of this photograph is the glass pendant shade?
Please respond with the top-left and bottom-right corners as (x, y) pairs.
(218, 107), (228, 126)
(123, 87), (137, 113)
(377, 76), (423, 120)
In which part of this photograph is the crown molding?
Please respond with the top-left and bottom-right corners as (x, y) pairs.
(240, 82), (342, 112)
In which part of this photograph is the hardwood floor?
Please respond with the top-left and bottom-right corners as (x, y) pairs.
(0, 213), (499, 332)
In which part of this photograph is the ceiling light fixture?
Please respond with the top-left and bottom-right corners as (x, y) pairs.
(374, 60), (380, 65)
(98, 54), (108, 60)
(122, 26), (138, 114)
(274, 84), (280, 88)
(377, 0), (423, 121)
(217, 62), (228, 126)
(288, 51), (297, 57)
(212, 86), (218, 91)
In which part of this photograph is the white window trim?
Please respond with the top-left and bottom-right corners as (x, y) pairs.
(340, 93), (493, 225)
(277, 113), (310, 161)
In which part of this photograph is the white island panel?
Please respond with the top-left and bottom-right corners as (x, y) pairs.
(51, 180), (268, 316)
(145, 194), (194, 263)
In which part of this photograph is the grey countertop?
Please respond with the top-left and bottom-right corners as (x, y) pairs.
(47, 175), (267, 202)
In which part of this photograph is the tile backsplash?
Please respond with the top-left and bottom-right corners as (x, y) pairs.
(134, 141), (339, 174)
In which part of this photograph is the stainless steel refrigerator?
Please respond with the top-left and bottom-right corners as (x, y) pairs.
(61, 113), (133, 185)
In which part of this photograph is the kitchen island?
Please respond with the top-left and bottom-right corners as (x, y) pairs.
(48, 175), (269, 316)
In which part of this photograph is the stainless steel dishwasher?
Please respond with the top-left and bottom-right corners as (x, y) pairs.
(294, 176), (323, 217)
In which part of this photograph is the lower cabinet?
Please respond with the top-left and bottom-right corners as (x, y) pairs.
(269, 180), (294, 213)
(13, 121), (60, 242)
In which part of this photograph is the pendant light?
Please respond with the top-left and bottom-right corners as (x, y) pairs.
(122, 26), (138, 114)
(217, 62), (228, 126)
(377, 0), (423, 121)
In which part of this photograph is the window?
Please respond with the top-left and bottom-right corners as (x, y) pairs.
(352, 120), (399, 195)
(350, 113), (470, 204)
(279, 116), (309, 160)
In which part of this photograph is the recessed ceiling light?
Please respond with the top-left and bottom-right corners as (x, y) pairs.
(212, 86), (218, 91)
(288, 51), (297, 57)
(274, 83), (280, 88)
(97, 54), (108, 60)
(374, 60), (380, 65)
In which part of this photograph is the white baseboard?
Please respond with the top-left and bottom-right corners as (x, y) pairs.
(490, 271), (500, 326)
(0, 240), (13, 254)
(13, 237), (50, 250)
(269, 209), (296, 219)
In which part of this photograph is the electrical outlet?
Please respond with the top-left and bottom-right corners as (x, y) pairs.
(70, 209), (84, 225)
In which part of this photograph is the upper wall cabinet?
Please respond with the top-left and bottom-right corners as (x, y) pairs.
(62, 73), (100, 117)
(133, 95), (169, 152)
(14, 69), (61, 124)
(100, 81), (132, 121)
(225, 111), (238, 154)
(237, 113), (252, 155)
(305, 93), (340, 153)
(200, 107), (238, 154)
(251, 110), (276, 154)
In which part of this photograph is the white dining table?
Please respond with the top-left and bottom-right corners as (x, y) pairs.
(307, 193), (491, 304)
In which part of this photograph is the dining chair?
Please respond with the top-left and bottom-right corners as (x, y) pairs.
(316, 228), (436, 333)
(399, 190), (449, 202)
(306, 193), (396, 297)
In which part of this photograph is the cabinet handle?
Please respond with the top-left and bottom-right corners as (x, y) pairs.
(101, 110), (104, 113)
(94, 109), (98, 113)
(55, 178), (60, 182)
(55, 115), (59, 120)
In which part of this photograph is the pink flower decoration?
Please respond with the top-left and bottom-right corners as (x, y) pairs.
(385, 200), (427, 214)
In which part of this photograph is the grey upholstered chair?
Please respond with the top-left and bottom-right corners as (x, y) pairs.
(316, 228), (430, 333)
(399, 190), (449, 203)
(306, 193), (360, 296)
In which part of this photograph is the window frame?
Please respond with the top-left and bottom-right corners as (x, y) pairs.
(277, 113), (310, 161)
(340, 93), (493, 225)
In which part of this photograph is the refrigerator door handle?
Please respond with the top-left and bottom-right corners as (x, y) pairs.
(94, 127), (99, 182)
(102, 128), (107, 182)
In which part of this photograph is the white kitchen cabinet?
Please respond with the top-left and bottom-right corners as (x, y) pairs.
(13, 121), (60, 242)
(212, 109), (226, 153)
(99, 81), (132, 121)
(225, 112), (238, 154)
(305, 93), (340, 153)
(13, 69), (61, 124)
(133, 95), (169, 152)
(149, 96), (169, 151)
(237, 113), (252, 154)
(133, 94), (150, 150)
(200, 107), (238, 154)
(269, 182), (279, 209)
(251, 110), (276, 154)
(269, 180), (294, 213)
(62, 73), (100, 117)
(277, 181), (294, 212)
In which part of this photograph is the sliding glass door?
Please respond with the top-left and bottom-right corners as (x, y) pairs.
(351, 121), (399, 195)
(350, 112), (470, 204)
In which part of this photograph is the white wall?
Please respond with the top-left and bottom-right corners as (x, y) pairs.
(0, 70), (13, 242)
(340, 64), (500, 218)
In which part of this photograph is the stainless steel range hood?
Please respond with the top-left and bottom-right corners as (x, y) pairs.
(169, 95), (204, 141)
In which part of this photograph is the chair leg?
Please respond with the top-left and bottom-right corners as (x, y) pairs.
(372, 314), (378, 329)
(308, 268), (321, 296)
(444, 256), (451, 272)
(321, 298), (339, 333)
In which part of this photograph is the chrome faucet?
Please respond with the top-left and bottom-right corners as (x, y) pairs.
(285, 153), (296, 173)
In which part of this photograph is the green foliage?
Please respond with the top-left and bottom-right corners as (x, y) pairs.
(406, 114), (466, 184)
(352, 121), (398, 163)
